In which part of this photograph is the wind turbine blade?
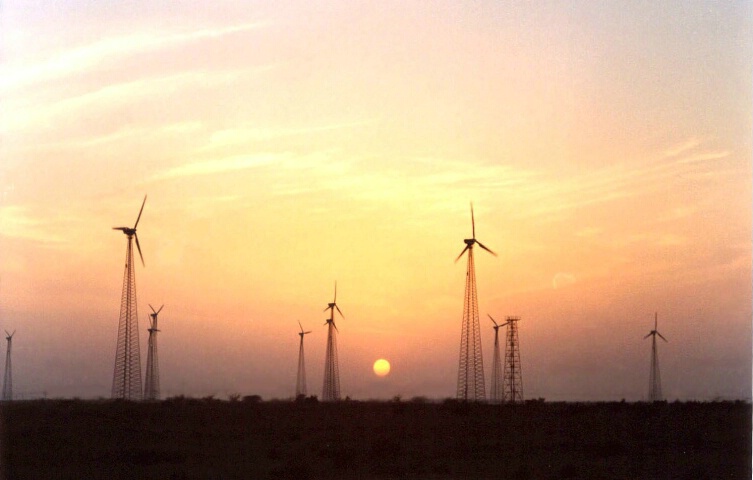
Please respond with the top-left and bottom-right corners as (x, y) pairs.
(476, 241), (497, 256)
(113, 227), (128, 231)
(488, 314), (498, 327)
(654, 313), (658, 331)
(471, 202), (475, 239)
(643, 332), (652, 339)
(335, 304), (344, 318)
(304, 331), (312, 334)
(134, 195), (147, 229)
(149, 304), (156, 314)
(334, 281), (337, 303)
(135, 233), (145, 266)
(454, 245), (470, 263)
(323, 306), (330, 313)
(157, 305), (164, 314)
(298, 320), (304, 333)
(332, 321), (339, 333)
(657, 332), (668, 342)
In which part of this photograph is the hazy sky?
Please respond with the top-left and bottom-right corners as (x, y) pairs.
(1, 1), (751, 401)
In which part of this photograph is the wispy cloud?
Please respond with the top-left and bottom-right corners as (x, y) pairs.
(149, 153), (287, 182)
(0, 206), (68, 244)
(1, 22), (266, 91)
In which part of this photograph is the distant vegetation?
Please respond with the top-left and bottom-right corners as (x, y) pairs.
(1, 398), (750, 479)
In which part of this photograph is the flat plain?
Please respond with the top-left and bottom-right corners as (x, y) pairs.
(1, 398), (750, 479)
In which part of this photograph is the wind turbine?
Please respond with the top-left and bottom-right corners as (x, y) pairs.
(144, 304), (164, 401)
(296, 321), (312, 398)
(488, 315), (506, 403)
(2, 330), (15, 401)
(455, 203), (496, 401)
(644, 312), (667, 402)
(322, 282), (343, 401)
(111, 195), (146, 400)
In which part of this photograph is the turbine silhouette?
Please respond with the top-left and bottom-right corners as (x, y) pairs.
(503, 316), (523, 403)
(2, 330), (15, 401)
(644, 312), (667, 402)
(488, 315), (505, 403)
(111, 195), (146, 400)
(144, 304), (163, 401)
(322, 282), (343, 401)
(295, 321), (312, 398)
(455, 203), (496, 401)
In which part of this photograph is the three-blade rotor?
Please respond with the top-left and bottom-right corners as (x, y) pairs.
(488, 314), (509, 330)
(644, 313), (668, 342)
(148, 304), (163, 331)
(4, 330), (15, 340)
(323, 282), (343, 331)
(113, 195), (147, 266)
(298, 320), (312, 336)
(455, 203), (497, 263)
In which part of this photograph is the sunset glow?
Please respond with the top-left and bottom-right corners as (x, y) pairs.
(373, 359), (391, 378)
(1, 1), (750, 401)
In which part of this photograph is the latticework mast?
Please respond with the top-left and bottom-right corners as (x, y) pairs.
(489, 319), (503, 403)
(144, 306), (162, 401)
(456, 247), (485, 401)
(322, 320), (340, 401)
(111, 235), (142, 400)
(503, 316), (523, 403)
(296, 324), (310, 397)
(2, 331), (14, 401)
(646, 313), (667, 402)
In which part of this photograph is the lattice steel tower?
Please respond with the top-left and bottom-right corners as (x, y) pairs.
(295, 321), (312, 397)
(2, 330), (14, 401)
(322, 283), (343, 401)
(111, 196), (146, 400)
(144, 304), (163, 401)
(455, 204), (496, 401)
(644, 312), (667, 402)
(488, 316), (504, 403)
(503, 316), (523, 403)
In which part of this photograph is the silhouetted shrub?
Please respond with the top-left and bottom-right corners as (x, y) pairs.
(242, 395), (262, 404)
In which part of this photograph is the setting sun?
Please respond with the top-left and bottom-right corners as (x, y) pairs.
(373, 359), (391, 377)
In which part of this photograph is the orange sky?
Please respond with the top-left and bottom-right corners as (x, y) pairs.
(1, 1), (751, 401)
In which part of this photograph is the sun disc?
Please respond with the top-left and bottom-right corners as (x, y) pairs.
(373, 358), (391, 377)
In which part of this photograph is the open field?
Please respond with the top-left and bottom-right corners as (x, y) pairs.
(1, 398), (750, 479)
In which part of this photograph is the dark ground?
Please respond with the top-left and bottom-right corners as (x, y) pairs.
(1, 398), (750, 480)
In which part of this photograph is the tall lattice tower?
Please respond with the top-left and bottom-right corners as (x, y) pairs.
(322, 283), (343, 401)
(295, 321), (312, 397)
(503, 316), (523, 403)
(2, 330), (14, 401)
(644, 312), (667, 402)
(488, 316), (504, 403)
(144, 304), (163, 401)
(111, 196), (146, 400)
(455, 204), (496, 401)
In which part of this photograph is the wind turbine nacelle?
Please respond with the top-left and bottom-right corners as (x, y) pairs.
(464, 239), (475, 245)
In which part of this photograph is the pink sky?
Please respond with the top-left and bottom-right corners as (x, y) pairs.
(1, 1), (751, 401)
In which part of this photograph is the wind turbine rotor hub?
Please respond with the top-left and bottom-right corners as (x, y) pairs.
(464, 239), (475, 245)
